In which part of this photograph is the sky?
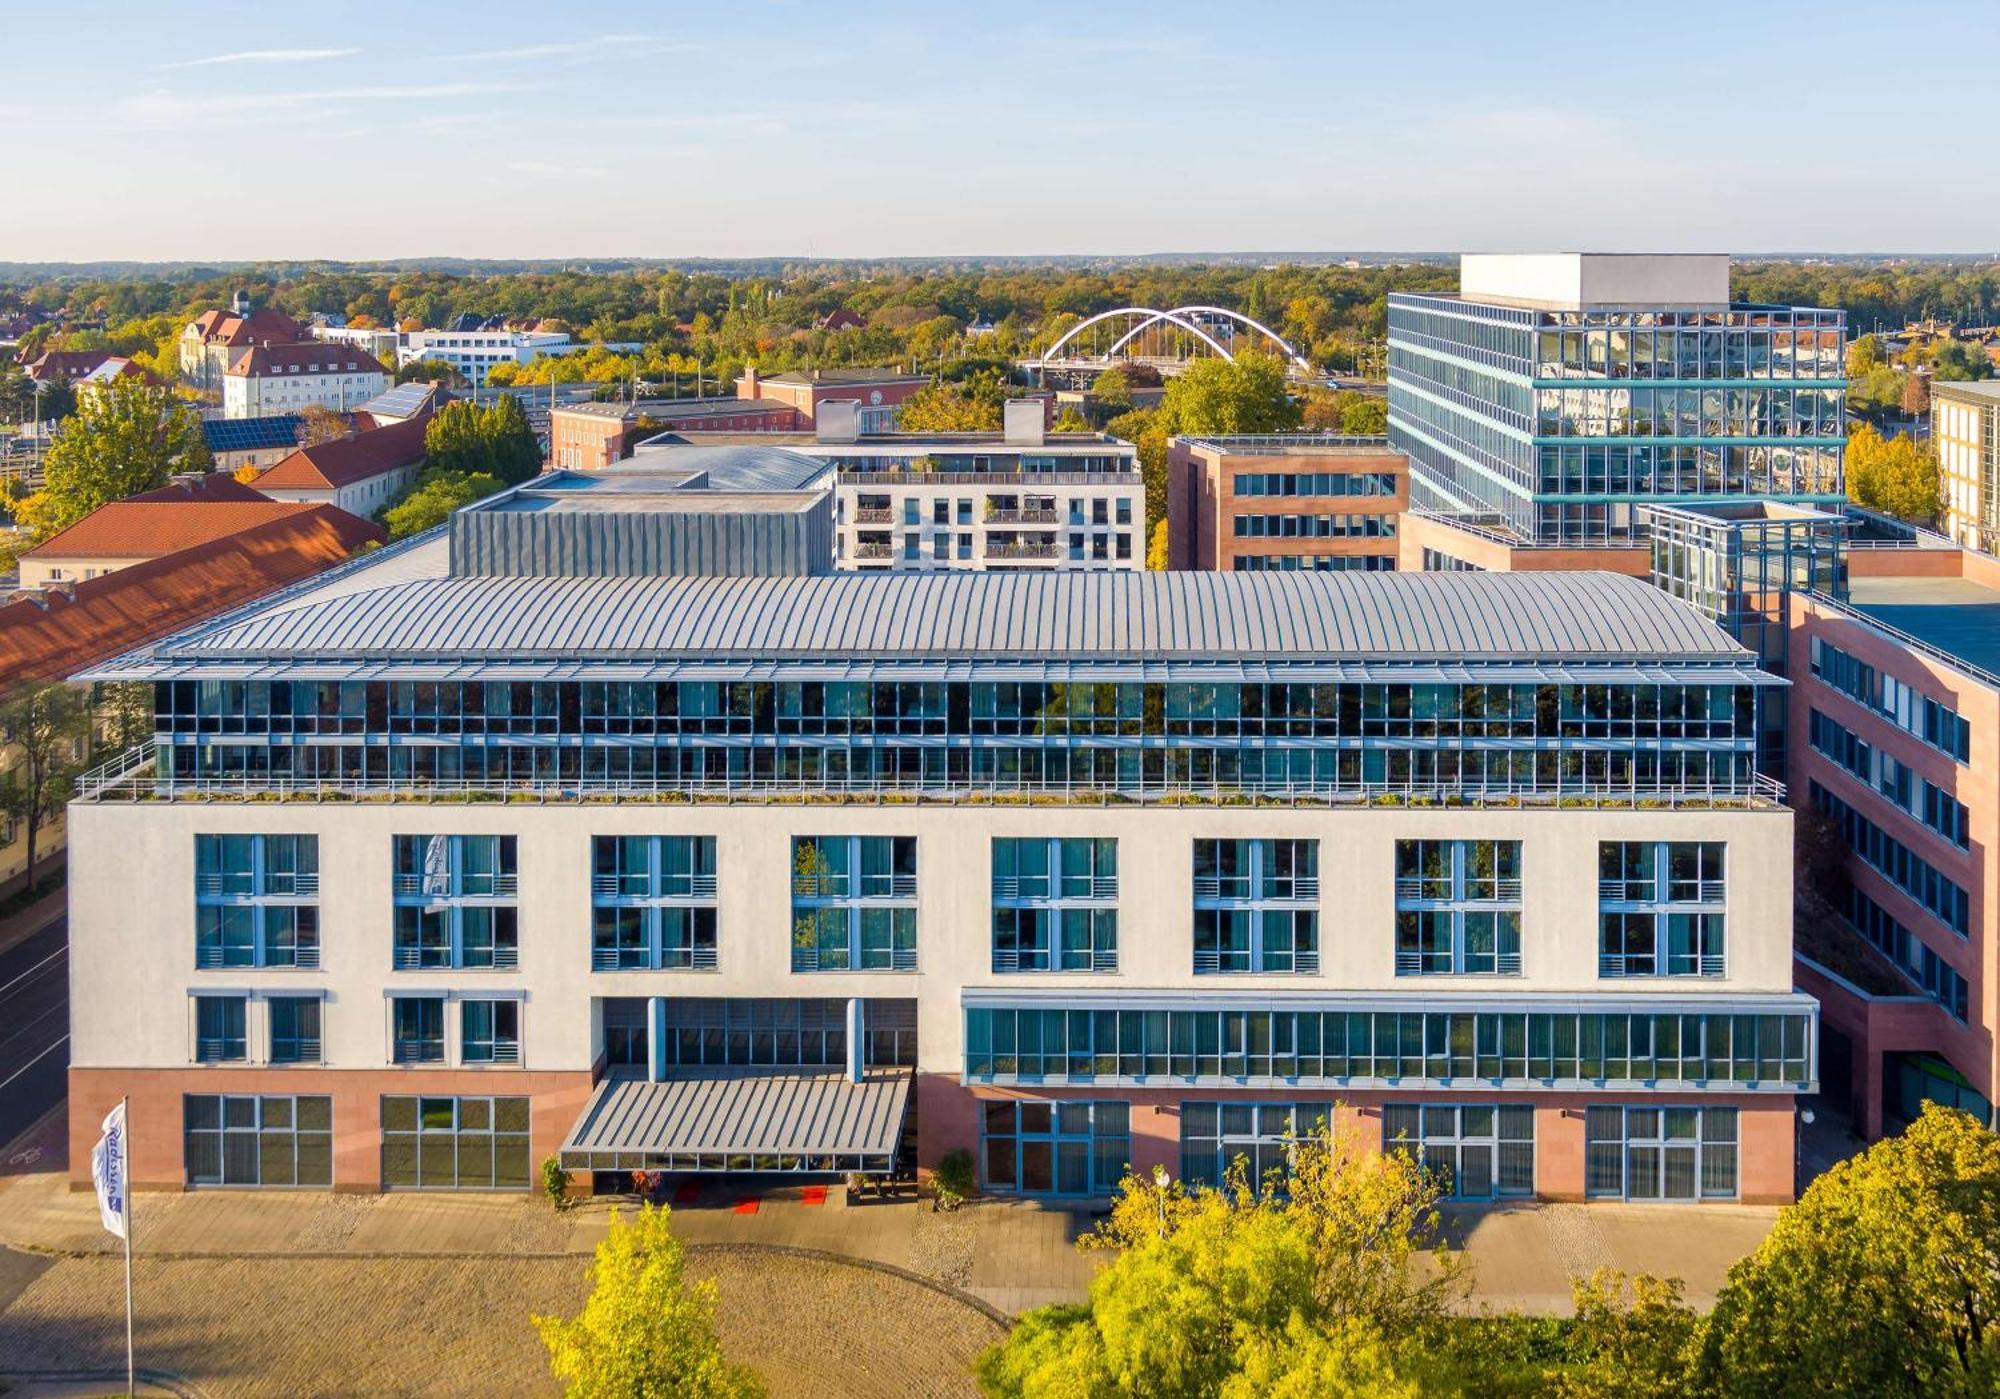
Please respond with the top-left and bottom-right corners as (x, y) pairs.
(3, 0), (1995, 264)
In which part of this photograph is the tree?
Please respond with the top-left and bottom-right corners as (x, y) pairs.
(1932, 340), (1993, 383)
(1052, 407), (1091, 433)
(34, 377), (210, 539)
(396, 358), (464, 387)
(0, 364), (34, 423)
(1902, 371), (1932, 417)
(422, 397), (541, 487)
(1091, 366), (1134, 414)
(0, 683), (93, 896)
(534, 1204), (762, 1399)
(977, 1117), (1457, 1398)
(898, 380), (1000, 432)
(1147, 519), (1170, 570)
(382, 470), (501, 538)
(295, 403), (352, 449)
(1845, 333), (1886, 378)
(1697, 1104), (2000, 1397)
(1157, 354), (1301, 436)
(1846, 423), (1940, 524)
(1304, 389), (1389, 436)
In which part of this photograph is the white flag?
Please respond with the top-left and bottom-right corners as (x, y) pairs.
(91, 1102), (128, 1240)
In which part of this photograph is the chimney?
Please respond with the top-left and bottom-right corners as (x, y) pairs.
(810, 368), (821, 383)
(815, 398), (860, 444)
(1004, 397), (1046, 447)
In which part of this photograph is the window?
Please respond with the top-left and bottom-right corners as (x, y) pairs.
(1180, 1102), (1331, 1189)
(791, 836), (917, 971)
(1598, 842), (1726, 976)
(1394, 840), (1522, 974)
(1585, 1106), (1737, 1200)
(195, 995), (247, 1062)
(1811, 783), (1969, 935)
(196, 834), (319, 969)
(392, 835), (519, 969)
(462, 1000), (521, 1064)
(980, 1100), (1128, 1195)
(991, 837), (1117, 972)
(184, 1094), (331, 1187)
(392, 996), (446, 1064)
(268, 996), (322, 1064)
(590, 836), (718, 970)
(380, 1096), (531, 1190)
(1192, 839), (1318, 973)
(1383, 1104), (1534, 1198)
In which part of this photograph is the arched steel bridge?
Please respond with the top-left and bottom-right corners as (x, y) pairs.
(1022, 304), (1315, 378)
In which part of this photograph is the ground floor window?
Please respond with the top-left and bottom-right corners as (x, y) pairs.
(1179, 1101), (1332, 1189)
(1383, 1103), (1535, 1198)
(980, 1099), (1128, 1196)
(380, 1096), (531, 1190)
(1890, 1053), (1994, 1130)
(1584, 1105), (1737, 1200)
(184, 1094), (332, 1187)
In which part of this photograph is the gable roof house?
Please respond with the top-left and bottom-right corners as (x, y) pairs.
(252, 411), (432, 516)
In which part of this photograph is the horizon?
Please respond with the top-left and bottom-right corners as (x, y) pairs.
(8, 0), (2000, 262)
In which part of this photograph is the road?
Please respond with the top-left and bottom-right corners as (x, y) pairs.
(0, 913), (67, 1151)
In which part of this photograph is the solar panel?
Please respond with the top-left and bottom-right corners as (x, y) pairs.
(356, 383), (437, 419)
(202, 415), (303, 452)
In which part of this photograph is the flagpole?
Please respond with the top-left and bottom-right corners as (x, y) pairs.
(122, 1094), (133, 1398)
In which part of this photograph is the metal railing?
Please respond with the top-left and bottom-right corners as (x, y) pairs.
(272, 1040), (322, 1064)
(195, 873), (319, 897)
(1192, 875), (1321, 900)
(1804, 589), (2000, 691)
(1598, 953), (1727, 978)
(986, 542), (1063, 560)
(790, 946), (918, 972)
(391, 873), (518, 898)
(986, 509), (1060, 524)
(591, 944), (719, 972)
(195, 944), (320, 970)
(1193, 949), (1321, 975)
(1394, 951), (1523, 975)
(466, 1042), (520, 1065)
(393, 1041), (446, 1065)
(852, 542), (894, 559)
(991, 948), (1119, 973)
(392, 944), (518, 971)
(590, 874), (717, 899)
(991, 876), (1119, 900)
(850, 470), (1137, 487)
(851, 507), (894, 523)
(1392, 878), (1522, 902)
(791, 873), (916, 898)
(1597, 879), (1726, 904)
(78, 742), (1789, 811)
(76, 742), (161, 799)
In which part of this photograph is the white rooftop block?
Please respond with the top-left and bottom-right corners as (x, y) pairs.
(1459, 253), (1732, 310)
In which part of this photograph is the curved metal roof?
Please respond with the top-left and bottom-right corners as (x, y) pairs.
(141, 567), (1747, 664)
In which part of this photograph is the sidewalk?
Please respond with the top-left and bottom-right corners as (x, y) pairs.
(0, 884), (65, 959)
(0, 1163), (1776, 1314)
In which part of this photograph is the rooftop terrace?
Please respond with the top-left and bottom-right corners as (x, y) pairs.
(1847, 574), (2000, 679)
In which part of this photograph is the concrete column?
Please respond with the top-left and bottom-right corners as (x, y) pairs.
(649, 996), (667, 1083)
(847, 997), (864, 1084)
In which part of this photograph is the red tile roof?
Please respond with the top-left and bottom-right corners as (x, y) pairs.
(254, 412), (430, 491)
(24, 349), (118, 382)
(190, 307), (306, 348)
(226, 342), (390, 379)
(24, 500), (328, 560)
(128, 473), (271, 505)
(0, 508), (384, 690)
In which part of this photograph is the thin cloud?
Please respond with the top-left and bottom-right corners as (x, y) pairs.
(507, 160), (615, 179)
(441, 34), (692, 62)
(159, 48), (359, 69)
(123, 82), (539, 124)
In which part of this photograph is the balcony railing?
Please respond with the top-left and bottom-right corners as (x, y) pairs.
(393, 1041), (446, 1065)
(985, 509), (1059, 524)
(1392, 878), (1522, 902)
(271, 1039), (322, 1064)
(392, 873), (518, 898)
(591, 944), (719, 972)
(194, 1039), (245, 1063)
(1193, 949), (1320, 974)
(1598, 953), (1727, 978)
(195, 944), (320, 970)
(852, 542), (894, 559)
(77, 741), (1790, 812)
(851, 507), (894, 523)
(392, 944), (519, 971)
(590, 873), (717, 899)
(1597, 879), (1725, 904)
(791, 873), (916, 898)
(1394, 950), (1524, 975)
(985, 542), (1063, 560)
(991, 876), (1118, 901)
(195, 872), (319, 897)
(991, 948), (1119, 974)
(790, 946), (918, 973)
(466, 1041), (520, 1065)
(1192, 876), (1320, 900)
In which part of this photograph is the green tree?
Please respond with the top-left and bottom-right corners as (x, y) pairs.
(1932, 340), (1993, 382)
(0, 682), (93, 896)
(533, 1204), (762, 1399)
(1846, 423), (1940, 524)
(1697, 1104), (2000, 1398)
(34, 377), (211, 539)
(1090, 366), (1134, 414)
(1052, 407), (1091, 433)
(1847, 366), (1907, 417)
(382, 470), (501, 538)
(1156, 353), (1301, 436)
(978, 1118), (1456, 1398)
(294, 403), (352, 449)
(1845, 333), (1886, 378)
(422, 398), (541, 487)
(397, 358), (464, 387)
(898, 380), (1001, 432)
(0, 364), (34, 423)
(1146, 518), (1170, 570)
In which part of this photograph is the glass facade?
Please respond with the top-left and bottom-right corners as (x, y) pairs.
(1192, 839), (1319, 974)
(790, 836), (917, 971)
(1388, 294), (1846, 542)
(1584, 1105), (1739, 1200)
(380, 1095), (531, 1190)
(991, 837), (1118, 972)
(1598, 841), (1727, 977)
(979, 1099), (1129, 1195)
(590, 835), (719, 971)
(1383, 1103), (1535, 1198)
(1393, 840), (1523, 975)
(147, 675), (1765, 803)
(1180, 1101), (1332, 1189)
(195, 834), (319, 969)
(184, 1094), (332, 1187)
(391, 835), (518, 970)
(963, 1004), (1812, 1090)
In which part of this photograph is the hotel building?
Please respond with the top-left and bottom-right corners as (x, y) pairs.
(68, 479), (1813, 1201)
(1388, 254), (1847, 546)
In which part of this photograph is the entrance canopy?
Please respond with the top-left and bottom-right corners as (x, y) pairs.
(560, 1067), (912, 1175)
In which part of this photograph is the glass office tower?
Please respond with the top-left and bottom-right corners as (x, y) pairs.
(1388, 255), (1847, 544)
